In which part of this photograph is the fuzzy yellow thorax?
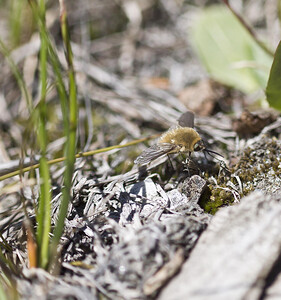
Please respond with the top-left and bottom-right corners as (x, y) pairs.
(158, 127), (201, 152)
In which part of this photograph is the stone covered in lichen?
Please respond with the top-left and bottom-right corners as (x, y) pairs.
(233, 137), (281, 194)
(199, 136), (281, 214)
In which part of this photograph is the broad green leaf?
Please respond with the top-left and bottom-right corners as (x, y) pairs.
(191, 5), (273, 94)
(266, 41), (281, 111)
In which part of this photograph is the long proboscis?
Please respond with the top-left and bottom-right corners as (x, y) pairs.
(203, 148), (230, 174)
(204, 148), (224, 158)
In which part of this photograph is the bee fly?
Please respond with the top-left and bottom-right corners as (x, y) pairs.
(134, 111), (222, 166)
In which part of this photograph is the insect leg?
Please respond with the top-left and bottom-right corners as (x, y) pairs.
(183, 152), (202, 176)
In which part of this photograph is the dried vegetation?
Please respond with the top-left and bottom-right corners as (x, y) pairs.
(0, 0), (281, 299)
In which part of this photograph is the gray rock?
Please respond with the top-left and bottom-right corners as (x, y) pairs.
(159, 191), (281, 300)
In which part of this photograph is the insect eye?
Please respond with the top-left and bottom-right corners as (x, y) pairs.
(193, 140), (204, 152)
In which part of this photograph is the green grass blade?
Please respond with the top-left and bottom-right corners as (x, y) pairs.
(50, 1), (78, 269)
(0, 273), (18, 300)
(0, 282), (8, 300)
(28, 0), (52, 269)
(29, 0), (69, 133)
(9, 0), (24, 47)
(265, 40), (281, 111)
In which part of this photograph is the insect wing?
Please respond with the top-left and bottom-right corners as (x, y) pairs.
(178, 111), (194, 128)
(134, 143), (175, 165)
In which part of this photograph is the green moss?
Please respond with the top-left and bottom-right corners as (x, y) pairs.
(199, 182), (235, 215)
(232, 137), (281, 196)
(199, 138), (281, 214)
